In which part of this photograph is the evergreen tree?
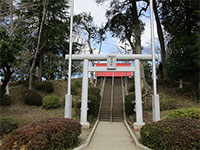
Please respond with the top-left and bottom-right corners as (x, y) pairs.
(16, 0), (80, 87)
(159, 0), (200, 98)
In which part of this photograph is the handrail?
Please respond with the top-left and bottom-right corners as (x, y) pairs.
(110, 75), (114, 123)
(98, 77), (106, 120)
(121, 77), (126, 121)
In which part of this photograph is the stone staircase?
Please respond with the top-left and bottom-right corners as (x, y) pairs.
(99, 77), (123, 122)
(100, 78), (112, 121)
(113, 78), (123, 122)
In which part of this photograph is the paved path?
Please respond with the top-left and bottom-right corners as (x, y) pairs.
(84, 121), (140, 150)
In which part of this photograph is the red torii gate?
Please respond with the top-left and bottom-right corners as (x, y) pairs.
(95, 63), (133, 77)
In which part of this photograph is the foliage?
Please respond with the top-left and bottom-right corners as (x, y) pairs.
(71, 84), (80, 96)
(0, 26), (22, 97)
(35, 81), (54, 93)
(105, 2), (144, 51)
(160, 99), (179, 111)
(125, 94), (135, 115)
(143, 98), (152, 111)
(2, 118), (81, 150)
(167, 107), (200, 120)
(144, 63), (152, 80)
(74, 12), (98, 42)
(128, 84), (135, 93)
(141, 118), (200, 150)
(22, 89), (42, 106)
(70, 79), (82, 95)
(0, 94), (12, 106)
(87, 87), (101, 116)
(42, 95), (60, 109)
(42, 53), (82, 80)
(159, 0), (200, 98)
(74, 79), (82, 88)
(0, 117), (18, 139)
(15, 0), (80, 81)
(88, 94), (100, 116)
(88, 87), (101, 101)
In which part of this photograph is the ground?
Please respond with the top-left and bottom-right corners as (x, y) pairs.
(0, 79), (93, 149)
(0, 78), (200, 149)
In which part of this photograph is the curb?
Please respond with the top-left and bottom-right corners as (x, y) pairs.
(121, 77), (151, 150)
(73, 120), (99, 150)
(124, 120), (151, 150)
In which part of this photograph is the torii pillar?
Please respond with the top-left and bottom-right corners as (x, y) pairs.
(65, 54), (159, 129)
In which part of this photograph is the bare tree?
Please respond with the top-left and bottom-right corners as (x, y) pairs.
(29, 1), (46, 89)
(74, 12), (98, 84)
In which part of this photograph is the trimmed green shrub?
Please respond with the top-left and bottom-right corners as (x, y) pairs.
(0, 117), (18, 139)
(125, 94), (135, 115)
(2, 118), (81, 150)
(35, 81), (54, 93)
(88, 94), (99, 116)
(167, 107), (200, 120)
(160, 99), (179, 111)
(88, 87), (101, 101)
(141, 118), (200, 150)
(22, 90), (42, 106)
(0, 94), (12, 106)
(42, 95), (60, 109)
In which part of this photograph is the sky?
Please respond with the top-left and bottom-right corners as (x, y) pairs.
(73, 0), (159, 55)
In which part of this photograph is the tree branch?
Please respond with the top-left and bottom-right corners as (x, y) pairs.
(138, 2), (149, 17)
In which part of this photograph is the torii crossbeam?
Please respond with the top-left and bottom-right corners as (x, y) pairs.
(65, 54), (159, 129)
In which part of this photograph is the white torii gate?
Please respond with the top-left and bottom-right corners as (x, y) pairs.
(66, 0), (160, 129)
(65, 54), (159, 129)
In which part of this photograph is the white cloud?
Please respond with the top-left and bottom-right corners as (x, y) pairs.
(74, 0), (108, 26)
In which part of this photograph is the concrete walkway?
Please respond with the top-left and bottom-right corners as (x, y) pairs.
(84, 122), (140, 150)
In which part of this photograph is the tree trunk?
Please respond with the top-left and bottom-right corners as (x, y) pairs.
(29, 2), (46, 89)
(87, 33), (94, 85)
(131, 1), (141, 54)
(0, 66), (12, 98)
(179, 79), (183, 89)
(153, 0), (167, 80)
(127, 37), (135, 54)
(95, 41), (103, 87)
(38, 51), (43, 82)
(130, 0), (151, 95)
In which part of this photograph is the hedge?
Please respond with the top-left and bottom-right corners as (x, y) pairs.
(35, 81), (54, 93)
(160, 99), (179, 111)
(42, 95), (60, 109)
(0, 117), (18, 139)
(88, 94), (99, 116)
(125, 94), (135, 115)
(2, 118), (81, 150)
(141, 118), (200, 150)
(22, 89), (42, 106)
(88, 87), (101, 101)
(167, 107), (200, 120)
